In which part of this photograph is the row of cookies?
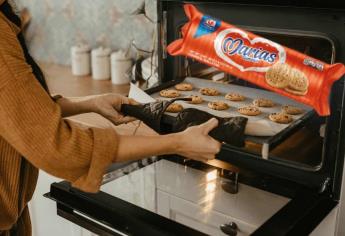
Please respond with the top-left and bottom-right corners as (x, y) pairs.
(166, 100), (303, 124)
(160, 83), (304, 124)
(163, 88), (303, 115)
(162, 83), (273, 105)
(161, 83), (243, 100)
(166, 103), (299, 125)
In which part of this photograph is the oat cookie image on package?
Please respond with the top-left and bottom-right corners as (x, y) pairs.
(265, 63), (290, 89)
(288, 68), (309, 92)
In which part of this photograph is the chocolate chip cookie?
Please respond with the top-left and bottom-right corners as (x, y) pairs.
(208, 101), (229, 111)
(175, 83), (193, 91)
(253, 98), (275, 107)
(269, 113), (293, 124)
(166, 103), (184, 113)
(237, 105), (261, 116)
(199, 87), (220, 96)
(188, 95), (203, 104)
(225, 93), (245, 101)
(159, 89), (180, 98)
(281, 105), (304, 115)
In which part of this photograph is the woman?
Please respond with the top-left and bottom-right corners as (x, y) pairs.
(0, 1), (221, 235)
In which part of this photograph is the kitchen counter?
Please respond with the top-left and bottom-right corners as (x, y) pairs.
(42, 63), (130, 97)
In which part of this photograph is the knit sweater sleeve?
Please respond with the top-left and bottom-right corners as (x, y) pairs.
(0, 13), (118, 193)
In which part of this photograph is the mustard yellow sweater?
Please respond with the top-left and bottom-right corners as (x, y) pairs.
(0, 1), (119, 234)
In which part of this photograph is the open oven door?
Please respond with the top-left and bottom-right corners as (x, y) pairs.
(45, 158), (339, 236)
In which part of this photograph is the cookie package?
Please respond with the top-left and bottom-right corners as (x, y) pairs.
(167, 4), (345, 116)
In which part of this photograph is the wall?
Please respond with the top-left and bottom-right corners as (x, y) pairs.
(15, 0), (157, 65)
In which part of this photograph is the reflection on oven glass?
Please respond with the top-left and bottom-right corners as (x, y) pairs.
(202, 169), (218, 213)
(101, 159), (290, 235)
(206, 169), (218, 182)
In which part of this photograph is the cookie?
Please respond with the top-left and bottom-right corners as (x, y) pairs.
(175, 83), (193, 91)
(199, 87), (220, 96)
(188, 95), (203, 104)
(166, 103), (183, 113)
(159, 89), (180, 98)
(269, 113), (293, 124)
(253, 98), (275, 107)
(225, 93), (245, 101)
(265, 63), (290, 89)
(284, 87), (308, 96)
(288, 68), (309, 92)
(208, 101), (229, 111)
(237, 106), (261, 116)
(282, 105), (304, 115)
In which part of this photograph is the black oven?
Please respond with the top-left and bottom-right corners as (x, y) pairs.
(46, 1), (345, 235)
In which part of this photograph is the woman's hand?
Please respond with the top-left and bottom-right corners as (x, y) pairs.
(174, 118), (221, 161)
(56, 94), (138, 125)
(90, 93), (138, 125)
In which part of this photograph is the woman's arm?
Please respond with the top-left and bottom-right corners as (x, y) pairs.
(115, 118), (220, 163)
(55, 96), (94, 117)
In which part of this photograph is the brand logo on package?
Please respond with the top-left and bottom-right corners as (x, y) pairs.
(214, 28), (286, 72)
(205, 19), (216, 27)
(194, 16), (220, 38)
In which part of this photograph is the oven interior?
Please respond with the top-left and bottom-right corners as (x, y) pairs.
(155, 0), (345, 197)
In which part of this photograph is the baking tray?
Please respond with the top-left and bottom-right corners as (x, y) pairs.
(149, 77), (315, 159)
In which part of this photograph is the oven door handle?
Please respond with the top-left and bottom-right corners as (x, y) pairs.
(55, 202), (128, 236)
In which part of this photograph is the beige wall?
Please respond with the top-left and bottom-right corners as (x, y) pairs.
(15, 0), (157, 65)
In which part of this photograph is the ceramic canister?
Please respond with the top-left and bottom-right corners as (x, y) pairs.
(71, 44), (91, 76)
(111, 50), (132, 85)
(91, 47), (112, 80)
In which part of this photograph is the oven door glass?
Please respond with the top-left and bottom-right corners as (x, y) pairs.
(101, 159), (290, 235)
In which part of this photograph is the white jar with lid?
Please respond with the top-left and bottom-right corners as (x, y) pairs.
(71, 44), (91, 76)
(91, 47), (111, 80)
(111, 50), (132, 85)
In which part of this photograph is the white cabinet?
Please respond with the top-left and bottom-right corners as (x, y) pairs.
(157, 190), (254, 236)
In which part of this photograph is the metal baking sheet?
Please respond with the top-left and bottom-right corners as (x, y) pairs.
(151, 77), (313, 137)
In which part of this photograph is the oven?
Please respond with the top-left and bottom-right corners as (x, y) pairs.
(46, 1), (345, 235)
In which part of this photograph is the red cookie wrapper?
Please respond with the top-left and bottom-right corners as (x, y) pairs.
(167, 4), (345, 116)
